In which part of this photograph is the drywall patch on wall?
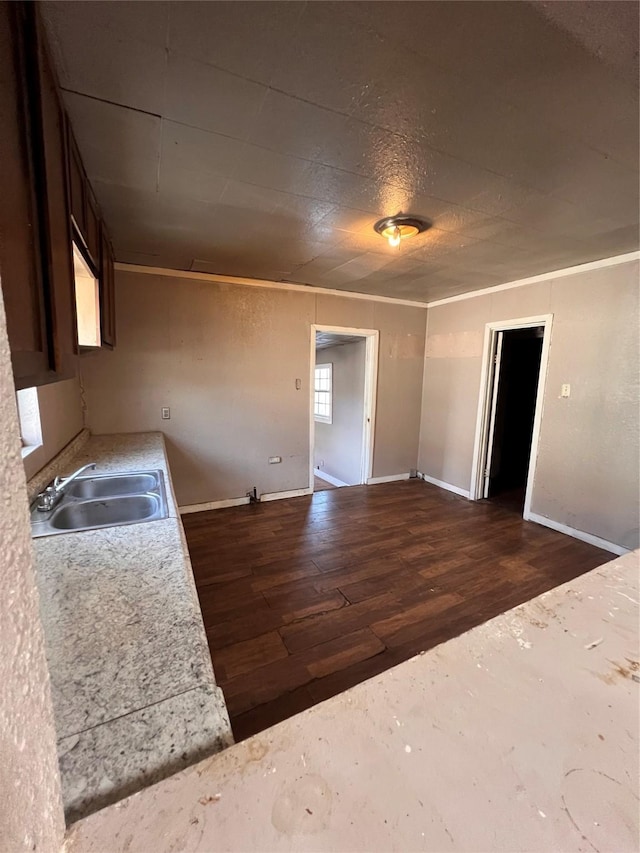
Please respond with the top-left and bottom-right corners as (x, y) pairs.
(426, 330), (484, 359)
(0, 287), (65, 850)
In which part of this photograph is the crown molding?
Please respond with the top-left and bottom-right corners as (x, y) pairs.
(114, 263), (429, 309)
(425, 251), (640, 308)
(114, 251), (639, 311)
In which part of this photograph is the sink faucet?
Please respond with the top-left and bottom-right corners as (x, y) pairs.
(35, 463), (96, 512)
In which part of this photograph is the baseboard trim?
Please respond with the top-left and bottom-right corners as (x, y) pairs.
(419, 473), (471, 499)
(367, 473), (411, 485)
(180, 496), (250, 514)
(180, 486), (315, 511)
(260, 487), (313, 502)
(314, 468), (349, 488)
(526, 512), (629, 556)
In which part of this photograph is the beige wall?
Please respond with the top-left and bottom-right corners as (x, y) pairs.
(81, 271), (427, 506)
(0, 283), (65, 850)
(314, 340), (366, 485)
(418, 260), (640, 550)
(21, 377), (84, 480)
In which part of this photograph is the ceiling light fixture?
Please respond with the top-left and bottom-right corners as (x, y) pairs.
(374, 214), (431, 248)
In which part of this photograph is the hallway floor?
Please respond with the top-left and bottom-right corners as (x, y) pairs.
(313, 476), (336, 491)
(183, 480), (612, 741)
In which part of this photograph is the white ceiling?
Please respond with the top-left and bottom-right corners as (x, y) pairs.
(42, 1), (639, 303)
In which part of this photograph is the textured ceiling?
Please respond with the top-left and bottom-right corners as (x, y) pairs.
(42, 1), (639, 303)
(316, 332), (364, 350)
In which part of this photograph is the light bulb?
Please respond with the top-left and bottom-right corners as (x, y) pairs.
(388, 226), (401, 248)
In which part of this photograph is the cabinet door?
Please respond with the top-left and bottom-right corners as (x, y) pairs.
(36, 15), (78, 375)
(0, 1), (52, 388)
(68, 128), (86, 239)
(85, 186), (101, 271)
(100, 227), (116, 349)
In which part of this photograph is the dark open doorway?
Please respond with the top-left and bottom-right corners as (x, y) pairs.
(485, 327), (544, 512)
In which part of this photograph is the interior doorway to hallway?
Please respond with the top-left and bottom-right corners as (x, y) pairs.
(310, 325), (378, 492)
(471, 314), (552, 518)
(485, 327), (544, 511)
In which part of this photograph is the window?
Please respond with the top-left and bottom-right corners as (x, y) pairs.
(314, 363), (332, 424)
(16, 386), (42, 459)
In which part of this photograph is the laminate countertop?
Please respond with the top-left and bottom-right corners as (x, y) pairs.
(31, 432), (233, 823)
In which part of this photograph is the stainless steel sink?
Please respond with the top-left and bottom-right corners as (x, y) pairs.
(50, 494), (163, 530)
(31, 470), (168, 537)
(65, 472), (160, 499)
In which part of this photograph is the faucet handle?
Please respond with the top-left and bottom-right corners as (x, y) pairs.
(36, 486), (58, 512)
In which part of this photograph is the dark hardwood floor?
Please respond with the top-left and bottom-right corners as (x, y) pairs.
(313, 476), (336, 492)
(183, 479), (612, 742)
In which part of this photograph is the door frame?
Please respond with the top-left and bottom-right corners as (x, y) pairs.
(469, 314), (553, 519)
(482, 329), (504, 500)
(309, 325), (379, 490)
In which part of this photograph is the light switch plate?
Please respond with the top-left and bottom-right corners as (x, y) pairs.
(268, 456), (282, 464)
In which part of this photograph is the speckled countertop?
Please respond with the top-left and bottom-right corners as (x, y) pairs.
(31, 432), (233, 823)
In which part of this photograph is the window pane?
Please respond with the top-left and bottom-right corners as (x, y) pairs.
(314, 363), (332, 422)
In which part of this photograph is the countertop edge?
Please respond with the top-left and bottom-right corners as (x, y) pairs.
(31, 430), (233, 823)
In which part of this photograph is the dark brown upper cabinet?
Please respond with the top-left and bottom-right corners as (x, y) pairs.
(66, 116), (119, 352)
(100, 226), (116, 350)
(68, 128), (87, 242)
(67, 118), (116, 350)
(85, 186), (101, 269)
(36, 13), (78, 375)
(1, 2), (118, 388)
(67, 121), (100, 272)
(0, 1), (78, 389)
(0, 1), (51, 387)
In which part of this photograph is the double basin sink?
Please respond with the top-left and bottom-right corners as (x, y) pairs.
(30, 470), (168, 538)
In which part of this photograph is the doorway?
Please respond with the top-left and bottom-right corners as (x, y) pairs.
(485, 327), (543, 510)
(309, 325), (379, 492)
(470, 314), (552, 517)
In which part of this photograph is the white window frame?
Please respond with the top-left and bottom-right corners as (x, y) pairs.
(16, 386), (43, 460)
(314, 362), (333, 424)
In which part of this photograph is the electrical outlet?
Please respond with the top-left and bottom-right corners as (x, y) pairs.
(560, 384), (571, 398)
(161, 407), (170, 419)
(268, 456), (282, 464)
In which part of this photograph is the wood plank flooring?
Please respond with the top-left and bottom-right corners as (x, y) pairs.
(183, 480), (612, 742)
(313, 476), (336, 491)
